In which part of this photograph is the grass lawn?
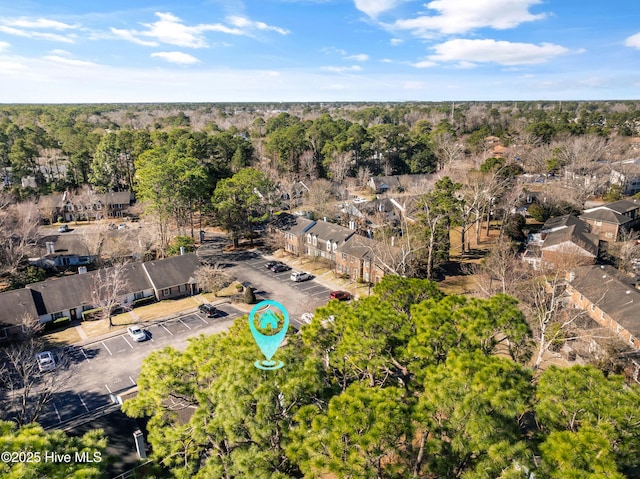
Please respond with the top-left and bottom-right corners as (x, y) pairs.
(134, 296), (201, 321)
(44, 327), (82, 348)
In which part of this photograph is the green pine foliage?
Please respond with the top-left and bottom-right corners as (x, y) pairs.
(123, 276), (640, 478)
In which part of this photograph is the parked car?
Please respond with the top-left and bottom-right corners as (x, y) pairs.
(198, 303), (219, 318)
(265, 261), (282, 269)
(127, 325), (147, 342)
(36, 351), (56, 372)
(329, 290), (351, 301)
(57, 224), (69, 233)
(270, 263), (291, 273)
(290, 271), (312, 282)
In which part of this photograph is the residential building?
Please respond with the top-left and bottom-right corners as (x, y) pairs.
(303, 219), (355, 263)
(580, 199), (640, 241)
(38, 190), (134, 223)
(566, 265), (640, 349)
(523, 215), (599, 270)
(0, 288), (41, 339)
(0, 254), (201, 334)
(269, 213), (315, 256)
(336, 235), (401, 284)
(609, 158), (640, 195)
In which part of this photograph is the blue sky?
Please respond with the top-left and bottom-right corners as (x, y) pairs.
(0, 0), (638, 102)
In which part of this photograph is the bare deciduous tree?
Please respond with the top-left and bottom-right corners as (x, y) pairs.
(327, 151), (351, 183)
(471, 239), (532, 298)
(0, 338), (74, 425)
(0, 199), (41, 275)
(304, 179), (335, 219)
(433, 132), (464, 170)
(607, 230), (640, 273)
(194, 264), (232, 295)
(91, 261), (131, 328)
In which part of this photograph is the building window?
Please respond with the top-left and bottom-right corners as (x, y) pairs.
(312, 236), (317, 246)
(326, 241), (331, 252)
(332, 242), (337, 253)
(51, 311), (64, 320)
(163, 288), (171, 297)
(595, 220), (602, 226)
(178, 285), (184, 292)
(342, 253), (347, 260)
(601, 311), (605, 320)
(134, 291), (144, 300)
(591, 303), (595, 311)
(307, 233), (312, 244)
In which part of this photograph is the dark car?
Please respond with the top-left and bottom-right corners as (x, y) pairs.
(265, 261), (282, 269)
(329, 290), (351, 301)
(198, 304), (219, 318)
(270, 263), (291, 273)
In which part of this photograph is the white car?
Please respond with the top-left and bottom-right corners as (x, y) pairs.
(36, 351), (56, 372)
(291, 271), (312, 282)
(127, 325), (147, 342)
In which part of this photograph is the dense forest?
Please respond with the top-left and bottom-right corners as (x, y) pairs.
(121, 276), (640, 479)
(1, 100), (640, 199)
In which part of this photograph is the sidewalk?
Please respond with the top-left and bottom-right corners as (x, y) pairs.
(47, 294), (233, 349)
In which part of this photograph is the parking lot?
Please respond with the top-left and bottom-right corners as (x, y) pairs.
(38, 304), (242, 429)
(243, 256), (333, 301)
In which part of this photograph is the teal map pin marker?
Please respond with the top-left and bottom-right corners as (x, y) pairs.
(248, 300), (289, 370)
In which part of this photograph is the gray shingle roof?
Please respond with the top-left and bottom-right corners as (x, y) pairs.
(141, 253), (201, 291)
(0, 288), (40, 327)
(570, 265), (640, 336)
(580, 209), (633, 225)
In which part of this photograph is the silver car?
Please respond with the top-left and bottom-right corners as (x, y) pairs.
(36, 351), (56, 372)
(127, 325), (147, 342)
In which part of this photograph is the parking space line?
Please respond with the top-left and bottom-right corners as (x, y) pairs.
(52, 402), (61, 423)
(129, 376), (136, 386)
(197, 314), (209, 324)
(78, 394), (90, 413)
(179, 319), (192, 330)
(105, 384), (112, 394)
(81, 348), (91, 362)
(122, 336), (134, 349)
(101, 341), (112, 356)
(161, 324), (173, 336)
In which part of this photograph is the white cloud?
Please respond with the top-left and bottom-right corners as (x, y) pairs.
(393, 0), (547, 36)
(226, 16), (289, 35)
(625, 32), (640, 49)
(428, 39), (569, 65)
(321, 65), (363, 72)
(0, 25), (76, 43)
(151, 51), (200, 65)
(113, 12), (288, 49)
(0, 60), (26, 72)
(412, 59), (437, 68)
(390, 38), (403, 46)
(110, 28), (159, 47)
(43, 54), (99, 67)
(5, 18), (77, 30)
(354, 0), (407, 18)
(0, 41), (10, 52)
(345, 53), (369, 61)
